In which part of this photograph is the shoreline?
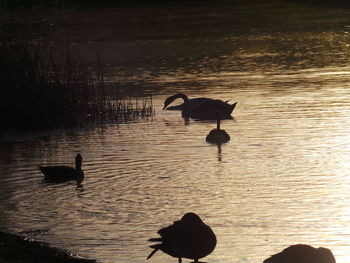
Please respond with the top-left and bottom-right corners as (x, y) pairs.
(0, 231), (97, 263)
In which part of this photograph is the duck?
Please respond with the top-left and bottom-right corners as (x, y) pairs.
(147, 212), (217, 263)
(263, 244), (336, 263)
(206, 112), (230, 144)
(39, 153), (84, 183)
(163, 93), (237, 119)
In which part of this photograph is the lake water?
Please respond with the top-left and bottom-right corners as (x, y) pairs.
(2, 1), (350, 263)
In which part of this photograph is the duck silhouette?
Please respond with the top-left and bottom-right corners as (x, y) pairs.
(263, 244), (336, 263)
(39, 153), (84, 183)
(147, 212), (217, 263)
(163, 93), (237, 120)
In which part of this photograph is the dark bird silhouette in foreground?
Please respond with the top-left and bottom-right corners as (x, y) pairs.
(39, 153), (84, 183)
(163, 93), (237, 120)
(263, 244), (336, 263)
(206, 113), (230, 144)
(147, 212), (217, 263)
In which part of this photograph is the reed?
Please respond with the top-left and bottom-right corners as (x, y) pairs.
(0, 23), (154, 130)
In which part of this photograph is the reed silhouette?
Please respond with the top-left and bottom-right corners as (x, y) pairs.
(0, 22), (154, 129)
(263, 244), (336, 263)
(147, 212), (216, 263)
(163, 93), (237, 120)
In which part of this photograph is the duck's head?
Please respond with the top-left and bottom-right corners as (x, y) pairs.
(181, 212), (203, 224)
(76, 153), (82, 162)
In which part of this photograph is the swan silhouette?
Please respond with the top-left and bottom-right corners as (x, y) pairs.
(263, 244), (336, 263)
(39, 153), (84, 183)
(163, 93), (237, 119)
(147, 212), (217, 263)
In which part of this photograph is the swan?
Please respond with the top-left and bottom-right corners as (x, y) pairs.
(147, 212), (217, 263)
(163, 93), (237, 119)
(263, 244), (336, 263)
(39, 153), (84, 183)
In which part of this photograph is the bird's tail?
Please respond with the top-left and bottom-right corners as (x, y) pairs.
(147, 238), (163, 259)
(38, 165), (45, 174)
(148, 238), (162, 242)
(147, 248), (159, 260)
(147, 243), (162, 259)
(231, 102), (238, 110)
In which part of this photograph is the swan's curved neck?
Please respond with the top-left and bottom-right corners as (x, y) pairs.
(177, 93), (191, 117)
(176, 93), (189, 104)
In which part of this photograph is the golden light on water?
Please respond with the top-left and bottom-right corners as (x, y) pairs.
(3, 2), (350, 262)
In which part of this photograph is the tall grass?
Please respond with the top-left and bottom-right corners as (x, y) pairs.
(0, 22), (154, 130)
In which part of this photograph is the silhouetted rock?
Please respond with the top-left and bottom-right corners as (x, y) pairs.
(0, 231), (96, 263)
(263, 244), (336, 263)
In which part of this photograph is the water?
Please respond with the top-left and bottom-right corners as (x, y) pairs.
(2, 1), (350, 263)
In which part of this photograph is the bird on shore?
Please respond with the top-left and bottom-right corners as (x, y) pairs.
(163, 93), (237, 119)
(38, 153), (84, 183)
(147, 212), (217, 263)
(263, 244), (336, 263)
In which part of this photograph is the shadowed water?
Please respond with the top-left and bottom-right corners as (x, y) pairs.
(2, 1), (350, 263)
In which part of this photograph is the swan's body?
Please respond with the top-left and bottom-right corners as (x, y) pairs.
(264, 244), (336, 263)
(39, 154), (84, 183)
(163, 93), (237, 119)
(147, 212), (217, 263)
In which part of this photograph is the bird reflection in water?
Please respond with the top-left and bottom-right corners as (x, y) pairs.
(147, 212), (217, 263)
(216, 143), (223, 162)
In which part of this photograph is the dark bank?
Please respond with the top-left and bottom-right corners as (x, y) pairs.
(0, 231), (97, 263)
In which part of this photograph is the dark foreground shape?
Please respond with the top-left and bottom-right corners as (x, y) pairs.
(147, 212), (217, 263)
(0, 231), (96, 263)
(163, 93), (237, 120)
(206, 129), (230, 144)
(263, 244), (336, 263)
(39, 153), (84, 183)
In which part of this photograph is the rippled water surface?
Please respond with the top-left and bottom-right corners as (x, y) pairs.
(2, 1), (350, 263)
